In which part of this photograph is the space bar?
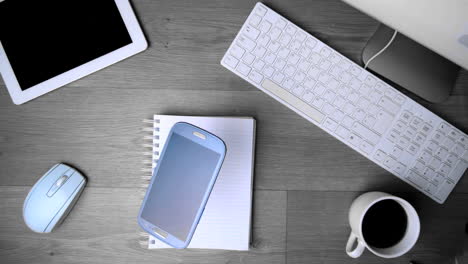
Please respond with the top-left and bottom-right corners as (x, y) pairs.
(262, 79), (325, 123)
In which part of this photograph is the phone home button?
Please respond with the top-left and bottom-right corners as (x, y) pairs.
(152, 227), (168, 239)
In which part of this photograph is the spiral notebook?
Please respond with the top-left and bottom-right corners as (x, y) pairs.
(141, 115), (256, 250)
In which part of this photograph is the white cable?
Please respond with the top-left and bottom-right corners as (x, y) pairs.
(364, 30), (398, 69)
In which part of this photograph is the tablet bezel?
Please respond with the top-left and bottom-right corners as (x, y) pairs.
(0, 0), (148, 105)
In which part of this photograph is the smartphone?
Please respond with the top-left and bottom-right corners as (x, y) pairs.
(137, 122), (226, 248)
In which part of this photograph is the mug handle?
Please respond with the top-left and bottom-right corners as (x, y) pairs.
(346, 232), (365, 258)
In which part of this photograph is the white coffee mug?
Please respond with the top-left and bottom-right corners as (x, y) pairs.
(346, 192), (420, 258)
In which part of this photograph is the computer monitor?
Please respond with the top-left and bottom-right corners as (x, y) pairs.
(342, 0), (467, 103)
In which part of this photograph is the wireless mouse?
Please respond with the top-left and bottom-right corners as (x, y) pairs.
(23, 163), (86, 233)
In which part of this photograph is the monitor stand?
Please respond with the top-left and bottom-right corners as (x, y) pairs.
(362, 24), (460, 103)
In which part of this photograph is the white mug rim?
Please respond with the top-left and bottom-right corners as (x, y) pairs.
(356, 195), (420, 258)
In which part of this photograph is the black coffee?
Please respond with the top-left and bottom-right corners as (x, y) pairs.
(362, 200), (407, 248)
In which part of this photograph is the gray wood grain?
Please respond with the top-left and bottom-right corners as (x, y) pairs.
(0, 0), (467, 263)
(287, 191), (468, 264)
(0, 187), (286, 264)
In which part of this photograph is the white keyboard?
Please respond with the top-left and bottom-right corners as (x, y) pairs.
(221, 2), (468, 203)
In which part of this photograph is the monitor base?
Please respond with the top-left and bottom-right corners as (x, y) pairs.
(362, 24), (460, 103)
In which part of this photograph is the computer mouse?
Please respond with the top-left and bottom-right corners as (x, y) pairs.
(23, 163), (86, 233)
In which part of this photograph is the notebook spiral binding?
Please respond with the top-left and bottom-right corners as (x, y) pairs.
(139, 117), (160, 248)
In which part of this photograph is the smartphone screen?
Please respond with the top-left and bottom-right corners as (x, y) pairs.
(140, 132), (221, 241)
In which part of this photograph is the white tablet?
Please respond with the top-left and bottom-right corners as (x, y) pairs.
(0, 0), (148, 105)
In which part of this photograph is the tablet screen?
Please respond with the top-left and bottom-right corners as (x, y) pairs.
(0, 0), (133, 90)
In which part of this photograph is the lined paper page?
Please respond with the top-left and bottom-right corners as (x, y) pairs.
(148, 115), (255, 250)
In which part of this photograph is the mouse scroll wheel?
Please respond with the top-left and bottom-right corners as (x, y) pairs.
(56, 175), (69, 187)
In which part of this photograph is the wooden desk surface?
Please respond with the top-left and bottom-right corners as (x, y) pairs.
(1, 0), (467, 263)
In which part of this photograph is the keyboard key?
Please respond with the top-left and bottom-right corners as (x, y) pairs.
(254, 46), (267, 58)
(255, 5), (267, 16)
(280, 34), (292, 46)
(448, 160), (467, 182)
(352, 122), (380, 145)
(414, 133), (426, 146)
(342, 116), (354, 128)
(421, 123), (433, 135)
(379, 96), (400, 115)
(275, 18), (287, 29)
(253, 60), (266, 71)
(359, 140), (374, 154)
(305, 37), (317, 48)
(347, 133), (362, 146)
(364, 75), (377, 87)
(237, 62), (251, 76)
(448, 129), (459, 139)
(383, 156), (397, 168)
(374, 110), (393, 134)
(260, 21), (272, 32)
(435, 180), (454, 201)
(272, 72), (285, 83)
(223, 55), (239, 68)
(264, 52), (276, 64)
(387, 130), (399, 143)
(294, 71), (306, 83)
(419, 151), (432, 164)
(268, 40), (281, 52)
(308, 66), (321, 79)
(435, 147), (448, 160)
(303, 78), (316, 90)
(263, 65), (275, 77)
(262, 79), (325, 123)
(249, 70), (263, 84)
(394, 162), (407, 175)
(309, 52), (321, 64)
(408, 171), (428, 189)
(412, 160), (426, 175)
(302, 90), (315, 103)
(442, 138), (455, 150)
(353, 109), (366, 121)
(407, 143), (419, 155)
(432, 173), (445, 186)
(445, 153), (457, 166)
(284, 65), (296, 76)
(458, 136), (467, 148)
(295, 31), (307, 42)
(427, 183), (439, 195)
(320, 47), (331, 57)
(230, 45), (245, 59)
(323, 90), (336, 102)
(332, 110), (345, 122)
(439, 163), (452, 177)
(349, 78), (361, 90)
(238, 35), (256, 51)
(410, 117), (423, 130)
(289, 40), (301, 53)
(244, 24), (260, 40)
(452, 144), (465, 157)
(322, 103), (335, 115)
(257, 34), (270, 47)
(283, 78), (295, 90)
(292, 86), (305, 96)
(350, 66), (361, 76)
(336, 126), (350, 139)
(426, 141), (438, 153)
(362, 115), (376, 128)
(314, 84), (326, 95)
(288, 53), (301, 64)
(421, 168), (435, 180)
(343, 103), (355, 115)
(333, 96), (346, 108)
(243, 53), (255, 64)
(298, 59), (311, 72)
(285, 24), (297, 35)
(274, 59), (286, 70)
(278, 47), (290, 59)
(319, 59), (332, 71)
(299, 46), (312, 58)
(429, 158), (442, 170)
(390, 146), (403, 157)
(312, 98), (325, 109)
(249, 14), (262, 26)
(328, 53), (342, 64)
(438, 122), (450, 135)
(400, 111), (412, 123)
(324, 118), (338, 131)
(374, 150), (387, 162)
